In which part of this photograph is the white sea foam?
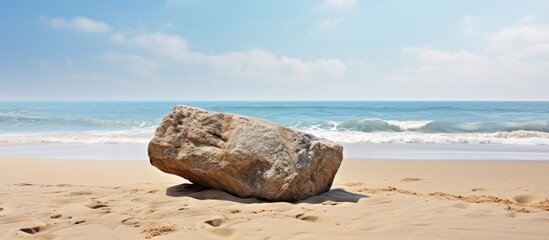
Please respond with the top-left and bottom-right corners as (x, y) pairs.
(304, 130), (549, 145)
(383, 120), (433, 131)
(1, 129), (549, 146)
(296, 119), (549, 133)
(313, 119), (434, 132)
(0, 129), (153, 144)
(2, 120), (549, 146)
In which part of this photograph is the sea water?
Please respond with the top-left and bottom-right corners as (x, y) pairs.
(1, 101), (549, 160)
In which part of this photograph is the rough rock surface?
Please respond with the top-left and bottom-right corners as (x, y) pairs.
(148, 106), (344, 201)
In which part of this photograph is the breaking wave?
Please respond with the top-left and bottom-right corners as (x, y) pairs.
(1, 117), (549, 145)
(305, 130), (549, 145)
(294, 119), (549, 133)
(290, 119), (549, 145)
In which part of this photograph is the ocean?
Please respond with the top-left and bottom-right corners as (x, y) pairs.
(1, 101), (549, 160)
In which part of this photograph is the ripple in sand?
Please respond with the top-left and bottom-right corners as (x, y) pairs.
(401, 178), (423, 182)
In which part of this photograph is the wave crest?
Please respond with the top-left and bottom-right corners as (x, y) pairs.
(2, 118), (549, 146)
(305, 130), (549, 145)
(298, 119), (549, 133)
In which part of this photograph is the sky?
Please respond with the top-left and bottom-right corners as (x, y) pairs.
(1, 0), (548, 101)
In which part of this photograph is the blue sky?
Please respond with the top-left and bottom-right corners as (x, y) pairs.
(1, 0), (548, 100)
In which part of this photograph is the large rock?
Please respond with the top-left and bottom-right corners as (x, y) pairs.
(148, 106), (343, 201)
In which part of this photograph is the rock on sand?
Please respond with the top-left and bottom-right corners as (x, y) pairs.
(148, 106), (343, 201)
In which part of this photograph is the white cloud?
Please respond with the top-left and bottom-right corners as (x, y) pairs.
(516, 15), (537, 25)
(394, 16), (549, 99)
(102, 52), (157, 75)
(312, 1), (355, 31)
(111, 33), (190, 60)
(488, 22), (549, 46)
(318, 0), (357, 10)
(400, 45), (499, 81)
(402, 46), (489, 65)
(111, 32), (347, 81)
(42, 16), (111, 33)
(486, 16), (549, 59)
(318, 18), (345, 29)
(208, 49), (347, 80)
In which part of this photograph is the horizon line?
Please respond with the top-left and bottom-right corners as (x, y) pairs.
(1, 99), (549, 102)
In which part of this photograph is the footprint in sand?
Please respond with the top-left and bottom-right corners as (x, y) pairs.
(15, 183), (33, 186)
(322, 201), (339, 206)
(513, 195), (545, 205)
(121, 217), (141, 227)
(89, 204), (109, 209)
(69, 191), (93, 196)
(230, 209), (241, 214)
(86, 201), (109, 209)
(141, 225), (177, 239)
(205, 218), (225, 227)
(19, 226), (44, 234)
(513, 196), (549, 211)
(295, 214), (319, 222)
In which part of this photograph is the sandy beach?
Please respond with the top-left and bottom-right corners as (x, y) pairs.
(3, 0), (549, 238)
(1, 158), (548, 239)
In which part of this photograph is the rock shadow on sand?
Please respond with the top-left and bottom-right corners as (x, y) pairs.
(166, 183), (368, 204)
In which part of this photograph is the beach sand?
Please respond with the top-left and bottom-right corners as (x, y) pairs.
(1, 158), (548, 239)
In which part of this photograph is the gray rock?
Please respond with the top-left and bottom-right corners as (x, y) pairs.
(148, 106), (343, 201)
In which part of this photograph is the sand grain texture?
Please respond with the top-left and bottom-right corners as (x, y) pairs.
(1, 158), (548, 239)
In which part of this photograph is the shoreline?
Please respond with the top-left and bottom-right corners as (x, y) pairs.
(1, 157), (548, 239)
(2, 142), (549, 161)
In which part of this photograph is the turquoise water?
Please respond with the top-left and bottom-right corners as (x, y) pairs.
(1, 101), (549, 145)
